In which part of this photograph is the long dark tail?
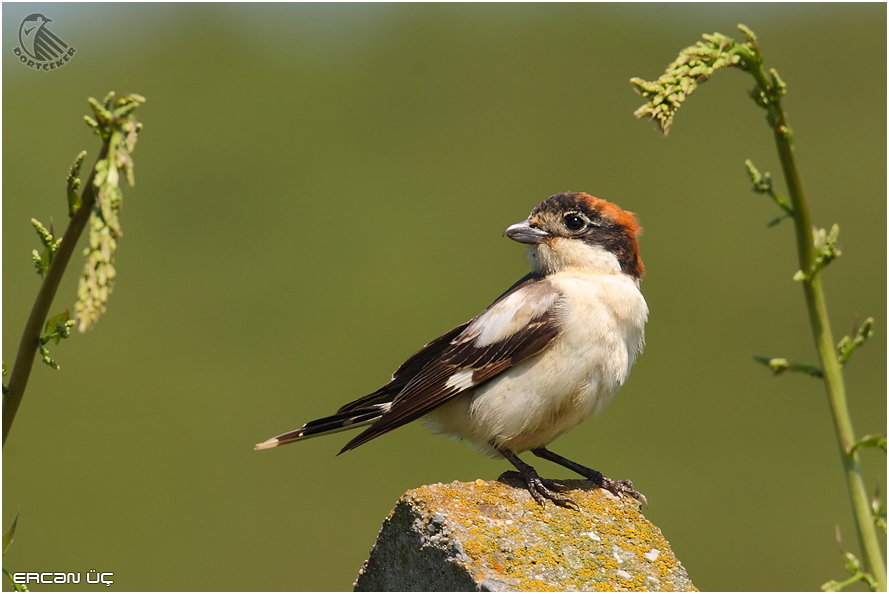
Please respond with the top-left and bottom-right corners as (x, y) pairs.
(254, 403), (390, 450)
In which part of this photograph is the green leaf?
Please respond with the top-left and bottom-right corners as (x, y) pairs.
(765, 214), (790, 228)
(36, 310), (75, 369)
(2, 567), (29, 592)
(44, 310), (71, 339)
(3, 512), (19, 557)
(753, 354), (822, 377)
(851, 434), (887, 454)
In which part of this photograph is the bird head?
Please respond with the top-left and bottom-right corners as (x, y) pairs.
(504, 192), (644, 279)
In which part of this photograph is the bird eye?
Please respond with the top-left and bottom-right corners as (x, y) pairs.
(564, 214), (585, 231)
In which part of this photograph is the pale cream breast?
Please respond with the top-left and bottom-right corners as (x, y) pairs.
(425, 270), (647, 455)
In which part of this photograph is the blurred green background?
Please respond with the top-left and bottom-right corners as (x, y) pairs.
(3, 3), (885, 591)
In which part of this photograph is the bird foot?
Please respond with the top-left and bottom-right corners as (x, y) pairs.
(498, 470), (577, 508)
(594, 475), (648, 507)
(528, 447), (648, 507)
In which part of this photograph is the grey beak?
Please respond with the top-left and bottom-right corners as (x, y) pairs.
(504, 220), (550, 244)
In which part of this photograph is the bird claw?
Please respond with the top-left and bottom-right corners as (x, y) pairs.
(499, 470), (577, 508)
(599, 476), (648, 507)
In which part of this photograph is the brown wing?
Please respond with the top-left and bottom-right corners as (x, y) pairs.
(335, 272), (541, 414)
(335, 322), (470, 414)
(339, 275), (563, 453)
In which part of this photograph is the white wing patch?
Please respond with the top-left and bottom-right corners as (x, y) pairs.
(444, 369), (476, 391)
(463, 282), (560, 348)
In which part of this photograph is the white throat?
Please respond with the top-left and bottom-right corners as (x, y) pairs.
(528, 239), (624, 276)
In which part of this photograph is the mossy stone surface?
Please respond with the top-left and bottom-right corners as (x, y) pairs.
(355, 478), (696, 592)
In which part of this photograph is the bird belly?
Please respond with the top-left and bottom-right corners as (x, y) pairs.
(426, 272), (647, 455)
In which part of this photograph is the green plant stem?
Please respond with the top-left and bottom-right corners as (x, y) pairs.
(745, 60), (887, 590)
(2, 143), (109, 447)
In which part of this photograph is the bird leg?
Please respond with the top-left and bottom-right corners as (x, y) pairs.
(531, 446), (647, 506)
(496, 447), (576, 508)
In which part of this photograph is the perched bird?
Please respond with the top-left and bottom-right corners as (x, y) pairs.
(256, 192), (649, 506)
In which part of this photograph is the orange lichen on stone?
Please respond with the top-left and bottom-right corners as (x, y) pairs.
(354, 478), (697, 592)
